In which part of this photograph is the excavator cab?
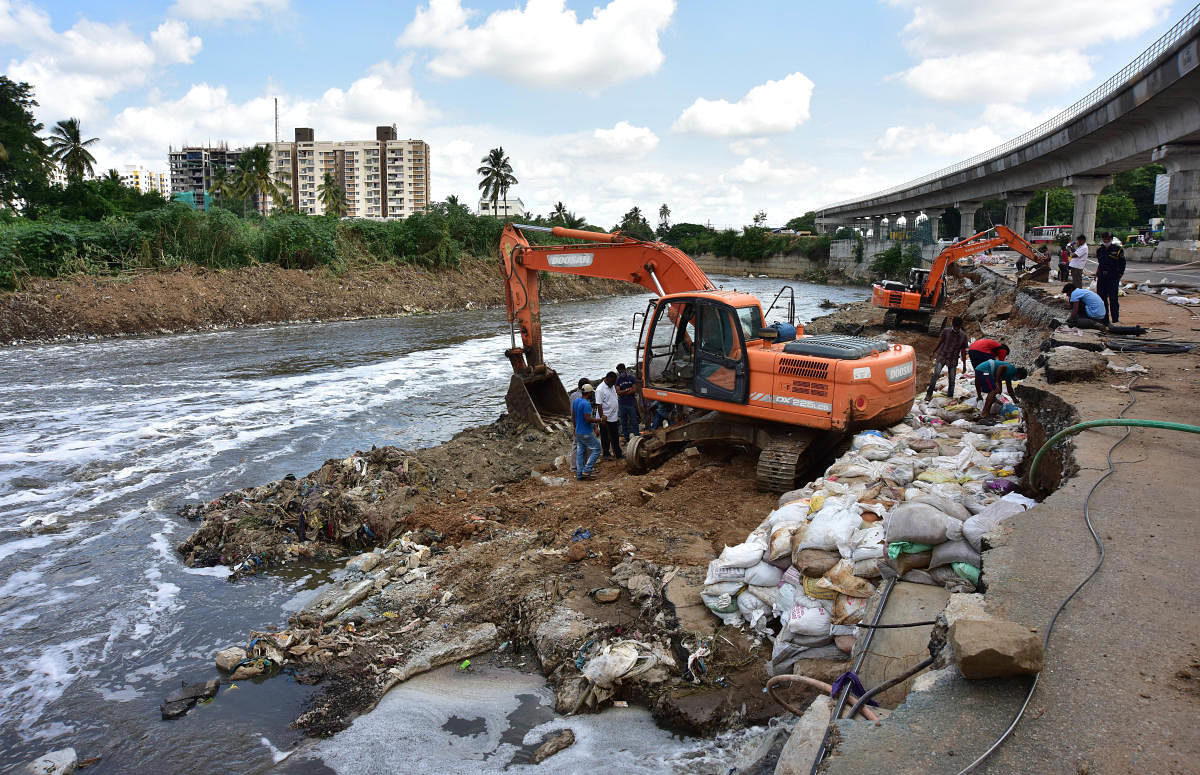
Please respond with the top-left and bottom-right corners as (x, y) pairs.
(643, 297), (752, 404)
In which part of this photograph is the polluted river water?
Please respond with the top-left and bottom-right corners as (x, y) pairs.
(0, 276), (867, 773)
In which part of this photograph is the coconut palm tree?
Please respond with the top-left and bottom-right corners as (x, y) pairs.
(211, 165), (237, 208)
(318, 172), (347, 217)
(550, 201), (568, 223)
(231, 145), (288, 216)
(476, 147), (517, 218)
(47, 118), (99, 182)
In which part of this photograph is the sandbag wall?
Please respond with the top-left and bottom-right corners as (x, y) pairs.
(700, 369), (1036, 676)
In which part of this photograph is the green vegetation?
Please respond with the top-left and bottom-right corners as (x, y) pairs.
(47, 118), (98, 183)
(870, 241), (923, 279)
(1026, 164), (1165, 232)
(476, 147), (517, 216)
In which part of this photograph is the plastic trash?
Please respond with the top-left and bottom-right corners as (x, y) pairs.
(703, 559), (746, 586)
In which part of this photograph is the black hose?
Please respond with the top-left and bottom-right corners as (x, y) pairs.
(853, 619), (937, 629)
(845, 655), (936, 720)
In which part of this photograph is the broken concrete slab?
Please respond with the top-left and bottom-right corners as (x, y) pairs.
(1044, 346), (1107, 383)
(21, 748), (77, 775)
(346, 551), (381, 573)
(854, 581), (949, 707)
(950, 618), (1044, 679)
(664, 575), (715, 634)
(1048, 329), (1105, 351)
(161, 679), (220, 719)
(773, 695), (832, 775)
(591, 587), (620, 603)
(304, 578), (375, 622)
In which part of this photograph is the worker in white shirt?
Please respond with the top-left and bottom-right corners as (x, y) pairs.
(1068, 234), (1088, 287)
(595, 371), (623, 460)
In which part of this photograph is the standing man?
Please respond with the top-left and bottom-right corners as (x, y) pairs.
(967, 338), (1010, 400)
(615, 363), (640, 444)
(572, 384), (601, 480)
(1062, 284), (1108, 327)
(1058, 242), (1071, 283)
(567, 377), (589, 474)
(925, 317), (970, 401)
(595, 371), (623, 460)
(1095, 232), (1126, 323)
(1068, 234), (1088, 287)
(974, 359), (1027, 417)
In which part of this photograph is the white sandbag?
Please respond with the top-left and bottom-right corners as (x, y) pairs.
(989, 445), (1024, 467)
(701, 591), (739, 614)
(962, 499), (1028, 550)
(769, 522), (801, 561)
(745, 561), (784, 587)
(787, 602), (832, 636)
(885, 502), (964, 545)
(703, 559), (746, 586)
(745, 584), (780, 608)
(816, 559), (876, 598)
(776, 581), (798, 615)
(764, 502), (809, 529)
(777, 488), (809, 508)
(781, 565), (802, 587)
(832, 593), (869, 624)
(702, 581), (744, 596)
(849, 524), (886, 562)
(796, 506), (861, 554)
(737, 590), (770, 629)
(719, 541), (765, 569)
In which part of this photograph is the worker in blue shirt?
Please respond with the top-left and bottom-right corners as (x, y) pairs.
(614, 363), (640, 444)
(1062, 284), (1108, 327)
(974, 359), (1028, 417)
(573, 384), (602, 480)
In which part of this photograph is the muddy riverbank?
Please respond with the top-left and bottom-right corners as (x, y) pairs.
(0, 257), (630, 343)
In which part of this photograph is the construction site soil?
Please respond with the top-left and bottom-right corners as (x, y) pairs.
(0, 257), (631, 342)
(176, 268), (1055, 745)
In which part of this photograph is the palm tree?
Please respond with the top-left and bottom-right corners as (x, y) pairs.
(104, 169), (121, 183)
(476, 147), (517, 218)
(318, 172), (347, 217)
(551, 201), (568, 223)
(658, 203), (671, 230)
(231, 145), (288, 216)
(211, 165), (236, 208)
(47, 118), (99, 182)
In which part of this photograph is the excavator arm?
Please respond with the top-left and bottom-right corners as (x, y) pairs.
(499, 223), (715, 374)
(920, 224), (1046, 300)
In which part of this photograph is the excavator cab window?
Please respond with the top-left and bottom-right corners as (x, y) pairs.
(645, 301), (696, 390)
(694, 302), (748, 402)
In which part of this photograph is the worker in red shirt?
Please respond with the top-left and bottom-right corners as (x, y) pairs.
(967, 338), (1010, 400)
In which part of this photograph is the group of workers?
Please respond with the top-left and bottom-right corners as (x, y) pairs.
(1057, 232), (1127, 326)
(569, 363), (644, 480)
(926, 317), (1027, 417)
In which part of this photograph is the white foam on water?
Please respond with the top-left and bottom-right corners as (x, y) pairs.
(0, 635), (102, 731)
(292, 664), (751, 775)
(259, 735), (295, 764)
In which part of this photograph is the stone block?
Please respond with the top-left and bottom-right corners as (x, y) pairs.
(21, 748), (77, 775)
(1044, 346), (1107, 383)
(950, 618), (1044, 679)
(215, 646), (246, 673)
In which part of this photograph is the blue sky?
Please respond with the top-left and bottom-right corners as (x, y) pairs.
(1, 0), (1191, 226)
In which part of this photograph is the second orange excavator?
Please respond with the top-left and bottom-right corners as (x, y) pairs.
(872, 225), (1047, 332)
(499, 223), (917, 490)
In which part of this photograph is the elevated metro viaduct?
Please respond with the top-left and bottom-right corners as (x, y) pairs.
(817, 5), (1200, 260)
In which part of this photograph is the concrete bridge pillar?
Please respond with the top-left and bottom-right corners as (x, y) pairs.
(871, 217), (883, 240)
(898, 212), (914, 237)
(1004, 192), (1033, 239)
(1152, 144), (1200, 246)
(1065, 176), (1110, 246)
(956, 202), (981, 239)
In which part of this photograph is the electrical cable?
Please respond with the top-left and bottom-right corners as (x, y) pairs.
(951, 377), (1200, 774)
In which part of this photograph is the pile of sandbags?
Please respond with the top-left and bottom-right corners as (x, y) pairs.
(700, 387), (1037, 675)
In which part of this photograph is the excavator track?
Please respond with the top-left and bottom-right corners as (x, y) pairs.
(755, 435), (813, 492)
(882, 309), (899, 330)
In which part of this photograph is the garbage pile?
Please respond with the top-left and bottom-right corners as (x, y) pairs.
(177, 446), (423, 572)
(701, 370), (1037, 676)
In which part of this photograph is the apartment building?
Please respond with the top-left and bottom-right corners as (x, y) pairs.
(120, 165), (170, 196)
(167, 145), (242, 210)
(269, 126), (430, 218)
(478, 196), (526, 219)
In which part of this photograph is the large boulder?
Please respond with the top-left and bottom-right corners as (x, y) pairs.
(1044, 346), (1107, 383)
(950, 618), (1044, 679)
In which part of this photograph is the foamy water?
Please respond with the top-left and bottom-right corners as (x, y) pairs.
(0, 278), (865, 772)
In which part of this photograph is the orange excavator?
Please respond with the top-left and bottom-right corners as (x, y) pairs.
(872, 225), (1047, 333)
(500, 223), (917, 491)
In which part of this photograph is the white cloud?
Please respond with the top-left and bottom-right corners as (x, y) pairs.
(169, 0), (289, 23)
(724, 157), (807, 185)
(399, 0), (675, 91)
(1, 3), (201, 122)
(886, 0), (1174, 102)
(560, 121), (659, 159)
(866, 103), (1062, 161)
(101, 59), (437, 170)
(672, 72), (815, 138)
(729, 137), (768, 156)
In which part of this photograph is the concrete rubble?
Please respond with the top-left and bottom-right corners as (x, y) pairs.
(949, 618), (1044, 679)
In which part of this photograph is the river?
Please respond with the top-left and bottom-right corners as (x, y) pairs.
(0, 276), (867, 773)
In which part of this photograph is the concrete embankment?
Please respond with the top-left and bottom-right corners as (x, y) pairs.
(820, 265), (1200, 775)
(0, 257), (630, 343)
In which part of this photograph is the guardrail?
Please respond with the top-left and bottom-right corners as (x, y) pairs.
(819, 2), (1200, 212)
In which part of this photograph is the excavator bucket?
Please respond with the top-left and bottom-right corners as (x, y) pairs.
(505, 369), (572, 432)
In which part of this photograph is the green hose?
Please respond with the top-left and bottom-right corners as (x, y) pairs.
(1029, 419), (1200, 490)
